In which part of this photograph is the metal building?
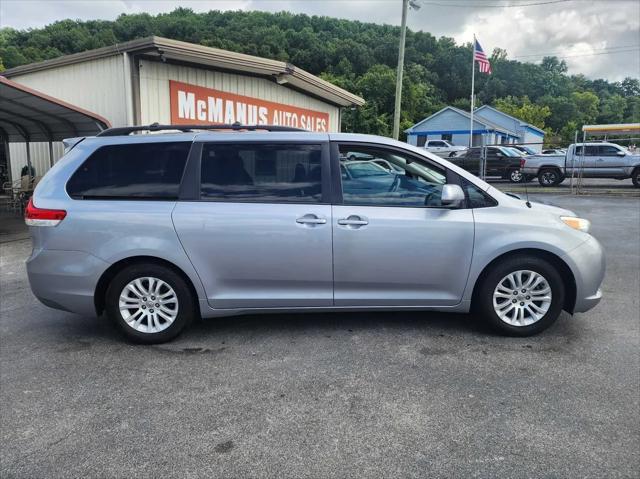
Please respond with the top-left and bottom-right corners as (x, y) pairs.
(1, 36), (364, 180)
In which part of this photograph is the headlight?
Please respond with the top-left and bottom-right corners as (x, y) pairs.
(561, 216), (591, 233)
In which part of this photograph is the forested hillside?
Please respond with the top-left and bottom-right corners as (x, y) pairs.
(1, 8), (638, 142)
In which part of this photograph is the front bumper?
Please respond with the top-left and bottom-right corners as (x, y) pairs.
(561, 236), (606, 313)
(26, 248), (109, 316)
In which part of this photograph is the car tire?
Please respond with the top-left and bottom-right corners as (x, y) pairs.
(538, 168), (563, 186)
(508, 168), (524, 183)
(632, 167), (640, 188)
(105, 263), (196, 344)
(349, 154), (356, 161)
(476, 255), (565, 336)
(448, 152), (457, 158)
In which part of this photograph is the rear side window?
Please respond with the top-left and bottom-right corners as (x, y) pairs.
(67, 142), (190, 199)
(575, 145), (598, 156)
(200, 143), (323, 203)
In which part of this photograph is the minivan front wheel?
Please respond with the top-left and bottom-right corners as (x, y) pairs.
(105, 264), (195, 343)
(476, 255), (565, 336)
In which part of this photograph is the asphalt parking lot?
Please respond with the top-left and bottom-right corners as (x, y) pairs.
(1, 194), (639, 478)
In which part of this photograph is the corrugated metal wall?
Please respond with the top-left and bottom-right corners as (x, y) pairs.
(138, 60), (341, 131)
(6, 55), (127, 180)
(9, 55), (128, 126)
(8, 142), (65, 182)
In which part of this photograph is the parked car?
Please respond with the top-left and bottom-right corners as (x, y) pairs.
(423, 139), (467, 158)
(521, 142), (640, 187)
(450, 146), (527, 182)
(344, 151), (374, 161)
(25, 125), (604, 343)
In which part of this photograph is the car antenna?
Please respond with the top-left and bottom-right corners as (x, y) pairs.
(520, 157), (532, 208)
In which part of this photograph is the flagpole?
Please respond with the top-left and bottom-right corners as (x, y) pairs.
(469, 33), (475, 149)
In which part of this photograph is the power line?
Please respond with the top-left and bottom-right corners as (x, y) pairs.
(512, 44), (640, 59)
(420, 0), (575, 7)
(540, 48), (639, 60)
(514, 48), (640, 61)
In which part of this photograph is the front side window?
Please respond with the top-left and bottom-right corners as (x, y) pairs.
(338, 145), (447, 207)
(67, 142), (191, 199)
(463, 179), (498, 208)
(599, 145), (623, 156)
(200, 143), (323, 203)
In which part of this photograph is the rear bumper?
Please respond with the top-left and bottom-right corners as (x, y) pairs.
(26, 248), (109, 316)
(561, 236), (606, 313)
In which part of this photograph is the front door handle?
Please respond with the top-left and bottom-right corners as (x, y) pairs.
(338, 215), (369, 227)
(296, 214), (327, 225)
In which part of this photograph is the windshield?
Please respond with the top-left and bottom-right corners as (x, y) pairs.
(502, 147), (524, 157)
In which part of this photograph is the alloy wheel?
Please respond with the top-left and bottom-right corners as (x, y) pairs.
(510, 169), (523, 182)
(118, 277), (179, 333)
(492, 270), (552, 326)
(541, 171), (557, 185)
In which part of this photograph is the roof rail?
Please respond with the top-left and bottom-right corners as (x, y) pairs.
(96, 122), (307, 137)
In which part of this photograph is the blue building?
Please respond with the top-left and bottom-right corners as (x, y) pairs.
(405, 105), (545, 152)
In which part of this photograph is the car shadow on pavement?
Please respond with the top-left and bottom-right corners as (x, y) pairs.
(51, 309), (581, 351)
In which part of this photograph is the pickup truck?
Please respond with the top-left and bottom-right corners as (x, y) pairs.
(521, 142), (640, 187)
(423, 139), (467, 158)
(449, 146), (527, 182)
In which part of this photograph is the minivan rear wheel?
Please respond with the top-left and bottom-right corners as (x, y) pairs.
(105, 264), (195, 344)
(476, 255), (565, 336)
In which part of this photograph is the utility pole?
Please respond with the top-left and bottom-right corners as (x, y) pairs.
(392, 0), (419, 140)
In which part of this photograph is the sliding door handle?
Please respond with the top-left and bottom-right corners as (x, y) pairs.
(338, 215), (369, 227)
(338, 219), (368, 226)
(296, 214), (327, 225)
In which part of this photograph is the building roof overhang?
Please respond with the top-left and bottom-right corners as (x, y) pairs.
(3, 36), (365, 108)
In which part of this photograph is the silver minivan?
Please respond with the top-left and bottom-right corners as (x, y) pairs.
(25, 125), (605, 343)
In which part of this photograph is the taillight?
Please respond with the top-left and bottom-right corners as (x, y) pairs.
(520, 158), (526, 168)
(25, 198), (67, 227)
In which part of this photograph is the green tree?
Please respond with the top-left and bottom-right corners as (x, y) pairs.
(571, 91), (600, 125)
(494, 96), (551, 129)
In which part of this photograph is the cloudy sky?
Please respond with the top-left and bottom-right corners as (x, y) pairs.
(1, 0), (639, 81)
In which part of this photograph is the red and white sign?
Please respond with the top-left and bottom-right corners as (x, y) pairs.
(169, 80), (329, 132)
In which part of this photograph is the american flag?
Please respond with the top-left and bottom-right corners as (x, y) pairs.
(474, 38), (492, 74)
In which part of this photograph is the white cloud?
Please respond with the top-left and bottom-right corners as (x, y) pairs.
(1, 0), (638, 81)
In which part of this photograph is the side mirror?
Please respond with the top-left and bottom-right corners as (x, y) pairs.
(616, 151), (626, 156)
(441, 184), (465, 207)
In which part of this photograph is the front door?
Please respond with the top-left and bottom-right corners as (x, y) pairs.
(485, 147), (503, 176)
(593, 144), (627, 177)
(331, 143), (475, 307)
(173, 141), (333, 309)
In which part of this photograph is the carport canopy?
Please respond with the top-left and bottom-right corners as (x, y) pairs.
(582, 123), (640, 136)
(0, 76), (111, 143)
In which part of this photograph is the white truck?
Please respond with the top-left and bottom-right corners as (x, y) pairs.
(521, 142), (640, 187)
(423, 139), (467, 158)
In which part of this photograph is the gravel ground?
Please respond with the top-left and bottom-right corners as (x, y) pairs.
(1, 194), (638, 478)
